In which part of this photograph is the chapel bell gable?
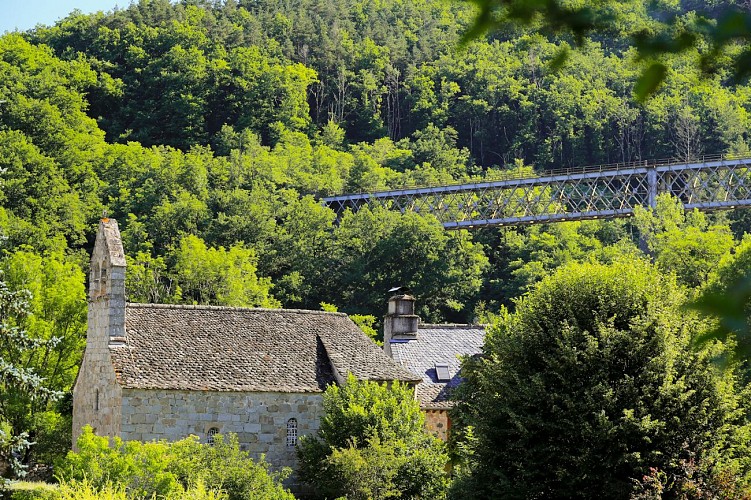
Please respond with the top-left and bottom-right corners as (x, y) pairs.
(89, 218), (127, 301)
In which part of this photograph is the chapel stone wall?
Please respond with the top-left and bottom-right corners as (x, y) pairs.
(120, 389), (323, 471)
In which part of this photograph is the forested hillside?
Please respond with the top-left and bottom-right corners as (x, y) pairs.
(3, 0), (751, 322)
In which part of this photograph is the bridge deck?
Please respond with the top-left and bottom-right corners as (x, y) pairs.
(322, 156), (751, 229)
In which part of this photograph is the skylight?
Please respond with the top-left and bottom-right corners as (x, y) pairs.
(435, 362), (451, 381)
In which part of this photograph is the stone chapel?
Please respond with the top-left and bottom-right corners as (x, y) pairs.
(72, 218), (419, 475)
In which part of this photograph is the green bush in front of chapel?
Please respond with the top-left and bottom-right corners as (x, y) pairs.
(297, 375), (449, 499)
(57, 427), (293, 500)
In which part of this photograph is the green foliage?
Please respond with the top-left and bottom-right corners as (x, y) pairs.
(460, 0), (751, 100)
(453, 260), (751, 498)
(0, 274), (64, 478)
(0, 251), (85, 468)
(59, 427), (293, 500)
(350, 314), (381, 344)
(2, 0), (750, 330)
(297, 375), (449, 499)
(168, 234), (280, 308)
(691, 236), (751, 361)
(8, 481), (58, 500)
(7, 479), (228, 500)
(326, 207), (488, 321)
(634, 194), (735, 288)
(0, 421), (34, 481)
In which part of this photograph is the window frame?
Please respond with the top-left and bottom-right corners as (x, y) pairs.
(286, 418), (298, 447)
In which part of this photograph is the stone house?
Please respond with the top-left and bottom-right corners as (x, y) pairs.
(383, 294), (485, 440)
(73, 218), (420, 477)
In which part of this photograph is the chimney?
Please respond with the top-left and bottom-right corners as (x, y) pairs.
(383, 294), (419, 357)
(88, 218), (127, 347)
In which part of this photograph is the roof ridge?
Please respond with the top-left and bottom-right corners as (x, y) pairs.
(419, 323), (487, 329)
(125, 302), (349, 317)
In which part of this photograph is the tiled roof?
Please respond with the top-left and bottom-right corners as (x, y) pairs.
(390, 324), (485, 409)
(111, 304), (419, 392)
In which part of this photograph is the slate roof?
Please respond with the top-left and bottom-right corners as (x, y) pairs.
(110, 303), (419, 392)
(389, 324), (485, 409)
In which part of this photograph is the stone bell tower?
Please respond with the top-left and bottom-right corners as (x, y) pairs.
(72, 218), (127, 446)
(88, 218), (127, 346)
(383, 294), (419, 356)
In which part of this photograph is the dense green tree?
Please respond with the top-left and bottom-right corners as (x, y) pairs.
(691, 235), (751, 361)
(297, 375), (449, 499)
(169, 234), (279, 307)
(0, 275), (64, 476)
(453, 260), (751, 498)
(328, 207), (488, 322)
(634, 194), (735, 288)
(0, 250), (86, 468)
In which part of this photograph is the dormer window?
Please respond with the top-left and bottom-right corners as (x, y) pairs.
(286, 418), (298, 447)
(435, 363), (451, 381)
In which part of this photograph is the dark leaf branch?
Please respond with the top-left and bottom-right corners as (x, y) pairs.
(688, 271), (751, 360)
(461, 0), (751, 99)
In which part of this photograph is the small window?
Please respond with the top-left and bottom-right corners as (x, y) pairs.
(94, 389), (100, 412)
(91, 263), (100, 284)
(286, 418), (298, 447)
(435, 363), (451, 381)
(207, 427), (220, 445)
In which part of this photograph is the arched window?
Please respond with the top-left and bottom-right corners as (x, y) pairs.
(207, 427), (219, 445)
(286, 418), (298, 447)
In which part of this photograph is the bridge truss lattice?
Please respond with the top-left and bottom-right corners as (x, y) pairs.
(322, 156), (751, 229)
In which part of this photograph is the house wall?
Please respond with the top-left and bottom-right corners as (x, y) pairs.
(424, 409), (450, 441)
(120, 389), (324, 471)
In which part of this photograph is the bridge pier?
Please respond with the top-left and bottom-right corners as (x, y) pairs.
(647, 167), (658, 209)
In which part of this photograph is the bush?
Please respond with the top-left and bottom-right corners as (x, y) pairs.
(57, 427), (293, 500)
(7, 481), (57, 500)
(452, 260), (751, 499)
(54, 479), (226, 500)
(297, 375), (449, 499)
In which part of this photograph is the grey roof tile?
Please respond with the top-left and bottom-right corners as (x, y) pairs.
(110, 303), (419, 392)
(390, 324), (485, 409)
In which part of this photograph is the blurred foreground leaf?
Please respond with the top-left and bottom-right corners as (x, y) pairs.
(460, 0), (751, 99)
(689, 271), (751, 360)
(634, 63), (667, 101)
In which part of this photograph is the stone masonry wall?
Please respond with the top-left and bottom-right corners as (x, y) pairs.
(71, 319), (123, 446)
(424, 409), (450, 441)
(120, 389), (324, 471)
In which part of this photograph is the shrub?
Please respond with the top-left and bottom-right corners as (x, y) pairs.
(7, 481), (57, 500)
(58, 427), (293, 500)
(298, 375), (449, 499)
(452, 260), (751, 499)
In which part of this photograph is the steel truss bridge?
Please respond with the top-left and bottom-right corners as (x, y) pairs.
(322, 155), (751, 229)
